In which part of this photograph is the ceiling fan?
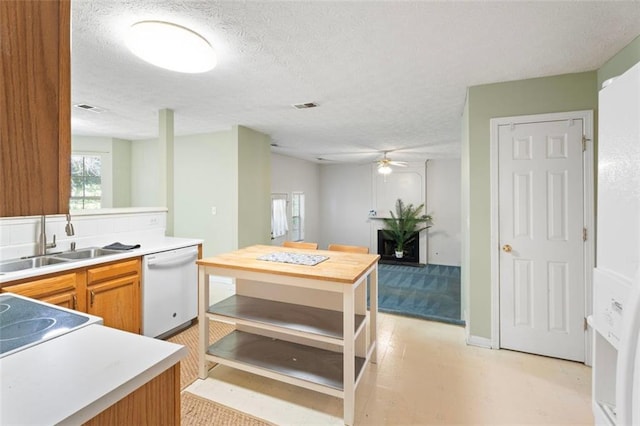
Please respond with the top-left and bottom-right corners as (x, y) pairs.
(376, 152), (407, 174)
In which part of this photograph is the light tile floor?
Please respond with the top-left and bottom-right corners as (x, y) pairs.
(187, 313), (593, 425)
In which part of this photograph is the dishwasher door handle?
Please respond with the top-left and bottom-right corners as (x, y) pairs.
(146, 252), (198, 269)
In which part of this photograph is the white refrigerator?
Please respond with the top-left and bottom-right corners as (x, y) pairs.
(592, 60), (640, 425)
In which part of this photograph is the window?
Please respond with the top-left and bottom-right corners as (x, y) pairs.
(70, 154), (102, 209)
(290, 192), (305, 241)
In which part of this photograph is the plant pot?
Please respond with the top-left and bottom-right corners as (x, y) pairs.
(395, 250), (404, 258)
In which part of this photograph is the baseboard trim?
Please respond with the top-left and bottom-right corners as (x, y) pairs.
(466, 335), (492, 349)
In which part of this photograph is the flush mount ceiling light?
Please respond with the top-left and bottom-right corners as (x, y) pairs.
(125, 21), (216, 73)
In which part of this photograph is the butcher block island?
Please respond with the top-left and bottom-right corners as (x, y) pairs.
(197, 244), (380, 426)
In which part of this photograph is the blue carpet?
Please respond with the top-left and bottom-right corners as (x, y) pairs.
(372, 263), (464, 326)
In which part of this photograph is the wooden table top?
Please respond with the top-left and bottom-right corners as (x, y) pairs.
(197, 245), (380, 284)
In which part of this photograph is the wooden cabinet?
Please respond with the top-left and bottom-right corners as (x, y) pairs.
(0, 272), (83, 311)
(0, 0), (71, 217)
(1, 258), (141, 333)
(87, 259), (141, 334)
(83, 363), (180, 426)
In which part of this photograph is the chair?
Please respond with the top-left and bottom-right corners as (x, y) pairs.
(283, 241), (318, 250)
(327, 243), (369, 254)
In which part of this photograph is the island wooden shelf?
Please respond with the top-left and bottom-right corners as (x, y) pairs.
(206, 330), (367, 393)
(198, 244), (379, 426)
(208, 295), (367, 342)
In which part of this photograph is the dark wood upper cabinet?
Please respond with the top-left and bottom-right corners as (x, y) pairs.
(0, 0), (71, 217)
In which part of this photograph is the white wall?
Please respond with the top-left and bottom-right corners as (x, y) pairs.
(319, 163), (374, 251)
(318, 160), (461, 266)
(0, 208), (167, 260)
(270, 154), (321, 246)
(371, 163), (428, 264)
(426, 159), (461, 266)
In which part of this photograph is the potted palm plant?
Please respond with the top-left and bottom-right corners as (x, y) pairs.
(382, 199), (432, 258)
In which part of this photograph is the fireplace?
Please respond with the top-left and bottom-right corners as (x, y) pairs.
(377, 230), (420, 265)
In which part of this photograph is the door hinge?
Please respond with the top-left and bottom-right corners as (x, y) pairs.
(583, 228), (587, 241)
(582, 135), (590, 152)
(584, 317), (588, 331)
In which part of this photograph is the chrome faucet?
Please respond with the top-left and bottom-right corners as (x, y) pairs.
(65, 213), (75, 236)
(39, 215), (56, 256)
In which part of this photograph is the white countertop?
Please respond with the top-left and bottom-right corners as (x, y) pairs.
(0, 236), (202, 284)
(0, 324), (187, 425)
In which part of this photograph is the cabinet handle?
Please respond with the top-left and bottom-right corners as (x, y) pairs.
(612, 299), (623, 313)
(90, 290), (95, 306)
(72, 294), (77, 310)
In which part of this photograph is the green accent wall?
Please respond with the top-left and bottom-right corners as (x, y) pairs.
(173, 126), (271, 257)
(236, 125), (272, 248)
(174, 130), (236, 257)
(598, 35), (640, 88)
(462, 32), (640, 342)
(463, 71), (598, 339)
(111, 138), (131, 208)
(461, 95), (470, 326)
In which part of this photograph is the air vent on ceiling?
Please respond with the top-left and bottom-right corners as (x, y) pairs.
(292, 102), (318, 109)
(73, 103), (106, 113)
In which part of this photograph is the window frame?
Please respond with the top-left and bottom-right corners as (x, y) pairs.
(69, 152), (104, 210)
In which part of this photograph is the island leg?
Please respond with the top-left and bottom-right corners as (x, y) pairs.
(198, 267), (209, 380)
(343, 284), (355, 426)
(370, 264), (378, 364)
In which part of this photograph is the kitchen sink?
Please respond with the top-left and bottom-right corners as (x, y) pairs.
(0, 247), (122, 274)
(52, 247), (121, 260)
(0, 256), (70, 273)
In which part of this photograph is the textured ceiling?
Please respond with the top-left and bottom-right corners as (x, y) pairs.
(71, 1), (640, 164)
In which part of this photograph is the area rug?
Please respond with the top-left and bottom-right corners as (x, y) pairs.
(375, 263), (464, 325)
(167, 320), (234, 389)
(181, 391), (274, 426)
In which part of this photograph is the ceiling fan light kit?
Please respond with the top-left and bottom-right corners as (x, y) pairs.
(376, 152), (408, 174)
(378, 164), (392, 175)
(125, 21), (217, 73)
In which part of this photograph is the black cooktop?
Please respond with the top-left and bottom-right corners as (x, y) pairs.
(0, 294), (94, 358)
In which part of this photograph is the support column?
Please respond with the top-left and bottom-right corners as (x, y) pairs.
(159, 108), (174, 236)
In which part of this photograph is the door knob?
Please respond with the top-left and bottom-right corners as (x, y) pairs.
(502, 244), (512, 253)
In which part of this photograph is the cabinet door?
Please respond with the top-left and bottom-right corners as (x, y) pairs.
(41, 292), (78, 310)
(0, 0), (71, 216)
(87, 275), (140, 334)
(0, 272), (82, 311)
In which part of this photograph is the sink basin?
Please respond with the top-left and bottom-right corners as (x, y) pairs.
(0, 247), (122, 274)
(52, 247), (121, 260)
(0, 256), (70, 273)
(31, 256), (70, 267)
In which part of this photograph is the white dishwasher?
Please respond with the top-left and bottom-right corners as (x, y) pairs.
(142, 245), (198, 338)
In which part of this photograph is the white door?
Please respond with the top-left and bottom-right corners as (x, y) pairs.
(498, 118), (585, 362)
